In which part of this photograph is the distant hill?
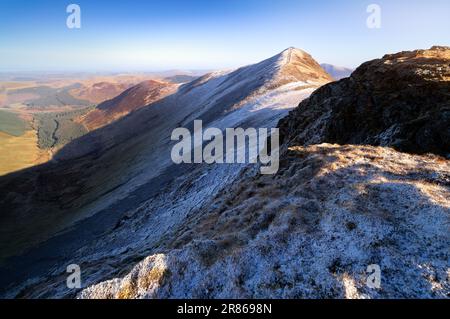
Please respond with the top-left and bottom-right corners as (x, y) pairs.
(6, 84), (91, 108)
(69, 82), (133, 104)
(320, 63), (353, 80)
(164, 75), (200, 84)
(78, 80), (178, 130)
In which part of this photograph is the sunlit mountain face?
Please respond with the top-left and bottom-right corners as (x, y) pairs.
(0, 0), (449, 301)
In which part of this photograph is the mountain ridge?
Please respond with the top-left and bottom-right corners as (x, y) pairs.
(79, 46), (450, 299)
(0, 47), (328, 298)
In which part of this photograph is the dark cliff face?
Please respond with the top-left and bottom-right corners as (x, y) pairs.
(279, 46), (450, 157)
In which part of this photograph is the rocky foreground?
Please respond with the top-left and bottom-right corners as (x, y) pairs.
(81, 47), (450, 299)
(81, 144), (449, 298)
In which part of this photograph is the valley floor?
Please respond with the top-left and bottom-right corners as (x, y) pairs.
(0, 130), (49, 176)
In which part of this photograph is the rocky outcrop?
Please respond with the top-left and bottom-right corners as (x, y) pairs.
(70, 82), (132, 104)
(280, 46), (450, 157)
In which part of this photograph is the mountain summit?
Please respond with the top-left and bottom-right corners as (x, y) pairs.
(275, 47), (334, 84)
(234, 47), (332, 91)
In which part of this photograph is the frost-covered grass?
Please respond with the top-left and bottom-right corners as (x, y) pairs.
(81, 144), (450, 299)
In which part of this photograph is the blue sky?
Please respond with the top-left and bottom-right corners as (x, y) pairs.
(0, 0), (449, 71)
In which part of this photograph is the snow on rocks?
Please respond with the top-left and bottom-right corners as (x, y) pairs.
(80, 144), (450, 299)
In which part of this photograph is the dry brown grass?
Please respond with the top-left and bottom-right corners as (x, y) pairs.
(138, 267), (168, 291)
(116, 266), (168, 299)
(1, 82), (38, 90)
(0, 130), (49, 176)
(116, 281), (138, 299)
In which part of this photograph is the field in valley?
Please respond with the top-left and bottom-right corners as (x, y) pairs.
(0, 130), (49, 176)
(0, 73), (140, 176)
(0, 106), (93, 176)
(0, 109), (30, 136)
(0, 71), (199, 176)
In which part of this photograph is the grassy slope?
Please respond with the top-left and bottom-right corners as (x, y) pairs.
(4, 85), (92, 109)
(0, 131), (49, 176)
(0, 106), (93, 177)
(0, 110), (29, 136)
(0, 110), (43, 176)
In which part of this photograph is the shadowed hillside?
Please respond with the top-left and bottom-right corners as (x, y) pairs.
(80, 47), (449, 299)
(0, 48), (331, 298)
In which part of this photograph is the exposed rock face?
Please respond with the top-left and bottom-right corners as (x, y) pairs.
(80, 144), (450, 299)
(280, 46), (450, 157)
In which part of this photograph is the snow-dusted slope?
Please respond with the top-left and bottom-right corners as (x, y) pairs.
(80, 144), (450, 299)
(79, 47), (450, 299)
(0, 48), (331, 298)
